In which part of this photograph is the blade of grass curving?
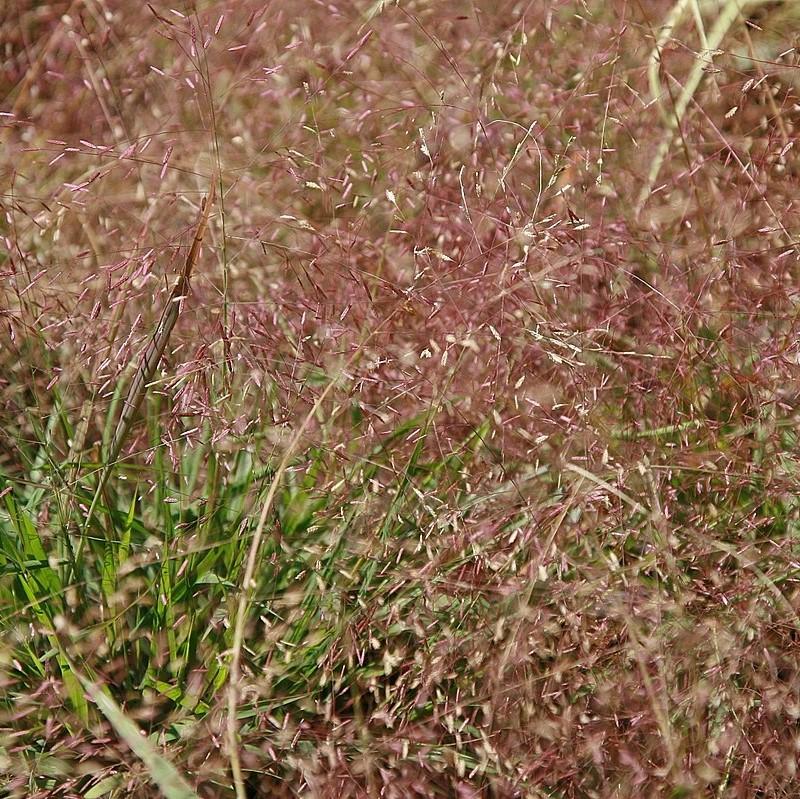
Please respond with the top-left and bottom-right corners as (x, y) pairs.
(225, 308), (402, 799)
(646, 0), (712, 125)
(638, 0), (774, 210)
(67, 660), (201, 799)
(226, 374), (342, 799)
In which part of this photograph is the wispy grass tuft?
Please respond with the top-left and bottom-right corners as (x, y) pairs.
(3, 1), (800, 797)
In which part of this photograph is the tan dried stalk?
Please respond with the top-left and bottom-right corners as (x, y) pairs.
(225, 379), (340, 799)
(106, 181), (216, 468)
(82, 179), (216, 534)
(638, 0), (776, 211)
(225, 308), (402, 799)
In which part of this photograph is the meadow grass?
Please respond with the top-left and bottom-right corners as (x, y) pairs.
(3, 1), (800, 796)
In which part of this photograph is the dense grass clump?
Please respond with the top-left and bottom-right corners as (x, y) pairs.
(3, 1), (800, 796)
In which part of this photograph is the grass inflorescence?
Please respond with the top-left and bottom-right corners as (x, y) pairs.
(3, 1), (800, 797)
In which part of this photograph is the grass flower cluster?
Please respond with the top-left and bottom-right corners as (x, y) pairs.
(3, 1), (800, 796)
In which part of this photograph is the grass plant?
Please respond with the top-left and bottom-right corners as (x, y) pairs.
(3, 1), (800, 797)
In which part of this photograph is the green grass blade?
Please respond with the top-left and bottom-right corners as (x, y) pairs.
(73, 667), (201, 799)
